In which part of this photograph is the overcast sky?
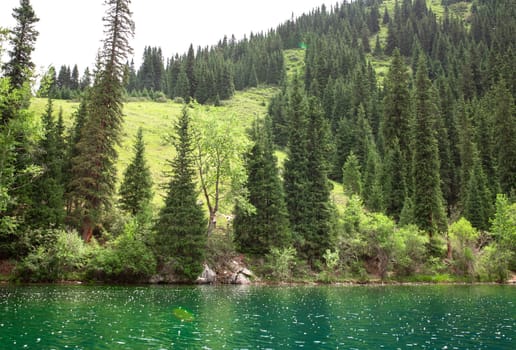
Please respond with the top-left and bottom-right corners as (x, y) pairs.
(1, 0), (334, 73)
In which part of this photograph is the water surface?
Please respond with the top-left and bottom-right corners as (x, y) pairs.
(0, 284), (514, 349)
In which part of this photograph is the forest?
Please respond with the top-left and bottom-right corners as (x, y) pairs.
(0, 0), (514, 284)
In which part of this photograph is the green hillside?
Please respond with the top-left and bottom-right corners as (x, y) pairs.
(30, 86), (278, 204)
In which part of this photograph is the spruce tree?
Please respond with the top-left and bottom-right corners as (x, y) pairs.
(463, 152), (493, 231)
(491, 80), (516, 195)
(412, 56), (447, 237)
(283, 75), (311, 254)
(68, 0), (134, 241)
(233, 116), (291, 255)
(381, 49), (412, 218)
(3, 0), (39, 91)
(304, 97), (334, 265)
(343, 152), (362, 197)
(26, 99), (65, 228)
(154, 106), (206, 281)
(119, 127), (153, 216)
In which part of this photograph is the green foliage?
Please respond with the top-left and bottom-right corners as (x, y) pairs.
(265, 246), (297, 281)
(192, 106), (250, 233)
(3, 0), (39, 90)
(154, 106), (207, 281)
(449, 218), (479, 276)
(86, 220), (156, 282)
(15, 230), (86, 282)
(342, 152), (362, 196)
(412, 56), (447, 237)
(234, 116), (291, 255)
(392, 225), (428, 276)
(119, 127), (153, 215)
(68, 0), (134, 241)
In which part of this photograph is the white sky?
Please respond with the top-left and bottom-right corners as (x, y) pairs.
(1, 0), (334, 74)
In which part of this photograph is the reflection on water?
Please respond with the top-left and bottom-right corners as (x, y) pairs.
(0, 285), (514, 349)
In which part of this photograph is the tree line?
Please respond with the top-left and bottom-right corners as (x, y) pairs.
(1, 0), (514, 283)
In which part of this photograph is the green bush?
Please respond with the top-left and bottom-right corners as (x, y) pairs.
(477, 244), (512, 282)
(392, 225), (428, 276)
(449, 218), (479, 276)
(265, 246), (297, 281)
(15, 229), (86, 282)
(86, 220), (156, 282)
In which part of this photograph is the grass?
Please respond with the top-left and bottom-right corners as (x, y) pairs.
(29, 86), (278, 206)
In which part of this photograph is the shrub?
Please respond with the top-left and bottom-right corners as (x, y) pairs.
(15, 230), (86, 282)
(86, 220), (156, 282)
(477, 245), (512, 282)
(449, 218), (479, 276)
(392, 225), (428, 276)
(265, 246), (297, 281)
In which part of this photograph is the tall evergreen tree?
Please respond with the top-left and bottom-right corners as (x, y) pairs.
(233, 116), (291, 255)
(3, 0), (39, 91)
(381, 49), (412, 218)
(412, 56), (447, 238)
(283, 75), (311, 254)
(154, 106), (206, 281)
(491, 80), (516, 195)
(68, 0), (134, 241)
(342, 152), (362, 197)
(119, 127), (153, 216)
(26, 99), (65, 228)
(304, 97), (334, 265)
(463, 151), (493, 231)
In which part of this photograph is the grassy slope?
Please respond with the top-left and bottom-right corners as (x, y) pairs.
(30, 86), (277, 206)
(368, 0), (472, 84)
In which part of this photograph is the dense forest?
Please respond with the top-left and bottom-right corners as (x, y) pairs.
(0, 0), (514, 284)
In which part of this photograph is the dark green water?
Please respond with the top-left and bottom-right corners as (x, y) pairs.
(0, 285), (514, 349)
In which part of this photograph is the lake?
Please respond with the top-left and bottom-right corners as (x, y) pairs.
(0, 284), (514, 349)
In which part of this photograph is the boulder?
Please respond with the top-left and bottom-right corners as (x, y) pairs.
(196, 264), (217, 284)
(233, 271), (251, 285)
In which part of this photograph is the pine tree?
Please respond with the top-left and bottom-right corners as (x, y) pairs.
(68, 0), (134, 241)
(412, 56), (446, 237)
(381, 49), (412, 218)
(491, 80), (516, 195)
(26, 99), (65, 228)
(283, 75), (311, 253)
(343, 152), (362, 197)
(382, 138), (406, 221)
(304, 97), (334, 265)
(154, 106), (206, 281)
(119, 127), (153, 216)
(233, 116), (291, 255)
(463, 152), (493, 231)
(3, 0), (39, 91)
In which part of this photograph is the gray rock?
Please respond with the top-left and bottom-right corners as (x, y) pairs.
(196, 264), (217, 284)
(233, 272), (251, 285)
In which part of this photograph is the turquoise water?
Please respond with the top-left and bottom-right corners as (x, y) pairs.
(0, 285), (514, 349)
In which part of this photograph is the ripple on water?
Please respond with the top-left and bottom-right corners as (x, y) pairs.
(0, 285), (515, 349)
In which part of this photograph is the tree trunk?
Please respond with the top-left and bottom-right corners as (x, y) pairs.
(82, 217), (93, 242)
(207, 211), (217, 235)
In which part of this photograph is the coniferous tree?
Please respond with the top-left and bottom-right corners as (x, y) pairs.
(119, 127), (153, 216)
(233, 116), (291, 255)
(304, 97), (334, 265)
(381, 49), (412, 218)
(69, 0), (134, 241)
(283, 75), (311, 254)
(382, 138), (406, 221)
(26, 99), (65, 228)
(412, 56), (447, 238)
(463, 151), (493, 231)
(343, 152), (362, 197)
(491, 80), (516, 195)
(3, 0), (39, 91)
(154, 106), (206, 281)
